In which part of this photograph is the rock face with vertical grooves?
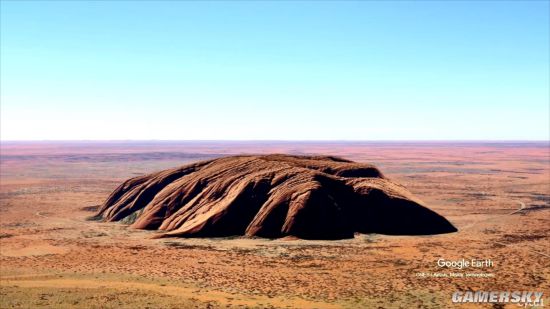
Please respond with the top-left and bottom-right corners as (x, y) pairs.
(96, 155), (457, 239)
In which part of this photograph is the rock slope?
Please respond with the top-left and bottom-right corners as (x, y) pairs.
(97, 155), (457, 239)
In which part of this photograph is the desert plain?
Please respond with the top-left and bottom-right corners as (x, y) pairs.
(0, 141), (548, 308)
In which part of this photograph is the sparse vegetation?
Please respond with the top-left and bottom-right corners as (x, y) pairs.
(1, 142), (548, 308)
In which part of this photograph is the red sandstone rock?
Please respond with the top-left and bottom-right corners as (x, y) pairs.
(97, 155), (457, 239)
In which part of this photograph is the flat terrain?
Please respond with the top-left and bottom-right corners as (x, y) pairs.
(1, 141), (548, 308)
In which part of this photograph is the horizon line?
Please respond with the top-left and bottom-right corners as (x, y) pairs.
(1, 139), (549, 143)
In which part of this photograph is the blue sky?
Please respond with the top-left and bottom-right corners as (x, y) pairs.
(1, 1), (548, 140)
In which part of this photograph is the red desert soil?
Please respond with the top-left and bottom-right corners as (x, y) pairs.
(0, 141), (548, 308)
(98, 154), (456, 239)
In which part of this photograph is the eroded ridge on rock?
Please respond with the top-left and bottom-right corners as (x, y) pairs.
(97, 155), (457, 239)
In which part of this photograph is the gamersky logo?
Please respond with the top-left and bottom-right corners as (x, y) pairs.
(452, 291), (544, 306)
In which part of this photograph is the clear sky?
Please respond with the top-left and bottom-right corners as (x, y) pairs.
(1, 1), (548, 140)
